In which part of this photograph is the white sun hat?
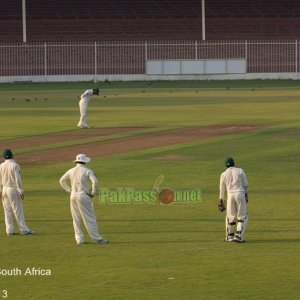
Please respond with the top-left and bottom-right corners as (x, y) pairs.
(73, 154), (91, 163)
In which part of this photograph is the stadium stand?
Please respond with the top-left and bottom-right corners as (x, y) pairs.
(0, 0), (300, 42)
(205, 0), (300, 40)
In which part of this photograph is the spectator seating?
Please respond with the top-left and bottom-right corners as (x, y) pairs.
(0, 0), (300, 42)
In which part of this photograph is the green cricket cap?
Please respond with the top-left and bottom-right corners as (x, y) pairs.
(93, 88), (99, 95)
(3, 149), (13, 159)
(225, 157), (235, 167)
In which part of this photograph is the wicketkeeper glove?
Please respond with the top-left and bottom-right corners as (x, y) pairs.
(218, 199), (226, 212)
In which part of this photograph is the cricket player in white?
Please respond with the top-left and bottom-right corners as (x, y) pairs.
(77, 88), (99, 129)
(219, 157), (249, 243)
(0, 149), (34, 235)
(59, 154), (108, 245)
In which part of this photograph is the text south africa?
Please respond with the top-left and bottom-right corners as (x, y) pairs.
(0, 267), (52, 276)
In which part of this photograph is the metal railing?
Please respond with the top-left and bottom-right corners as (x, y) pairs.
(0, 40), (299, 76)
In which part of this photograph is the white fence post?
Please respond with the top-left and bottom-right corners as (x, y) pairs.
(44, 42), (47, 76)
(295, 40), (298, 73)
(145, 41), (148, 61)
(245, 40), (248, 73)
(94, 41), (97, 77)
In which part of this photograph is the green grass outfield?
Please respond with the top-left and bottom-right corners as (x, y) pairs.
(0, 80), (300, 300)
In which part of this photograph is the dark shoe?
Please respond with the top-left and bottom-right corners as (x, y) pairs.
(95, 239), (109, 244)
(21, 230), (35, 235)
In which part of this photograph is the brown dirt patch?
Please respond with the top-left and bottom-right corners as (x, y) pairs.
(6, 125), (259, 165)
(0, 127), (147, 150)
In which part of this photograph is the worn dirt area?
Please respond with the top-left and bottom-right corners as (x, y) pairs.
(0, 127), (147, 150)
(1, 125), (259, 165)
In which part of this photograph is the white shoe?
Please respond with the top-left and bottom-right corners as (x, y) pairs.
(234, 234), (245, 243)
(225, 235), (235, 242)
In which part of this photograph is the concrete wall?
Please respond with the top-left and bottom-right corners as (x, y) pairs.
(1, 73), (300, 83)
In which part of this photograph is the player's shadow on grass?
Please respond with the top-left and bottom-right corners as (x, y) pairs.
(248, 239), (300, 244)
(105, 238), (300, 245)
(101, 239), (216, 244)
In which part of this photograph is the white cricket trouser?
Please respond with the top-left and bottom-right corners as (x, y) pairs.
(78, 100), (88, 127)
(70, 193), (103, 244)
(1, 187), (31, 234)
(226, 191), (247, 236)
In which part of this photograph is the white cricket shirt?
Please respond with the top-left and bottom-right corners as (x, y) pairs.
(0, 159), (24, 194)
(80, 89), (93, 104)
(59, 164), (98, 196)
(219, 167), (248, 199)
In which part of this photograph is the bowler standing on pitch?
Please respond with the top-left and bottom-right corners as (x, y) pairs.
(0, 149), (34, 235)
(77, 88), (99, 129)
(218, 157), (249, 243)
(59, 153), (109, 245)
